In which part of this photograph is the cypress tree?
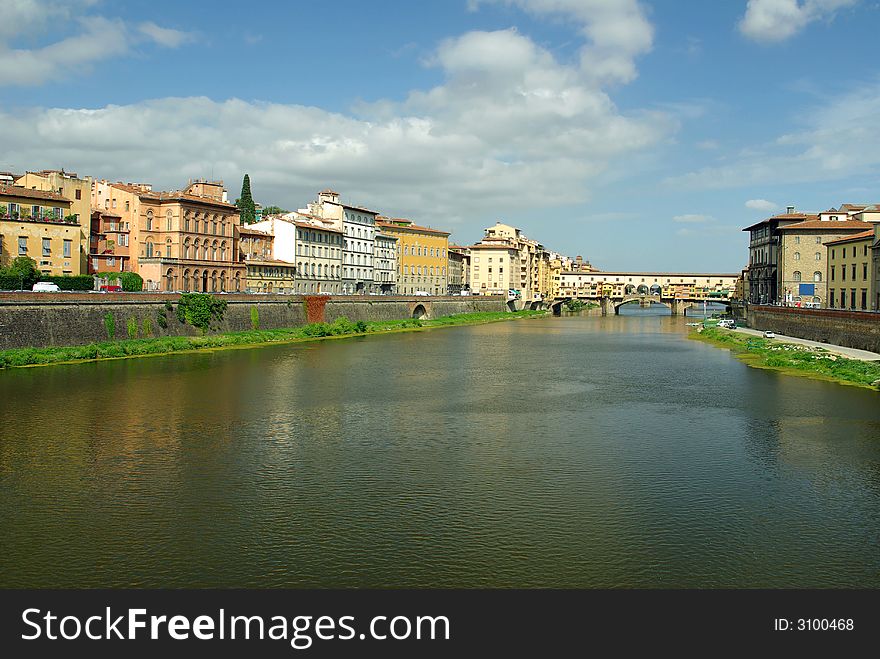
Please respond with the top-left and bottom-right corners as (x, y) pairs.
(238, 174), (256, 225)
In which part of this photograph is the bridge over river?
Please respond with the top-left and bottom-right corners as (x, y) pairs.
(551, 271), (739, 315)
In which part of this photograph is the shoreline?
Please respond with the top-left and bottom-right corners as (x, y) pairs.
(689, 325), (880, 391)
(0, 310), (548, 370)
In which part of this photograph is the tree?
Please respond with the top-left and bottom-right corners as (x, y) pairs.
(237, 174), (256, 225)
(262, 205), (287, 216)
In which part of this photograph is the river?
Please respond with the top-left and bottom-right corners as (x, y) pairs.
(2, 308), (879, 587)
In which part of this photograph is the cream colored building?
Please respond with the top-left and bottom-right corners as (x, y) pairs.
(16, 170), (91, 274)
(373, 232), (398, 293)
(826, 230), (875, 310)
(468, 243), (520, 296)
(250, 215), (344, 294)
(0, 185), (78, 276)
(777, 217), (873, 307)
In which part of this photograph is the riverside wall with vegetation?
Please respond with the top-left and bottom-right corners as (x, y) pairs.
(0, 293), (506, 350)
(691, 325), (880, 390)
(746, 305), (880, 354)
(0, 310), (546, 369)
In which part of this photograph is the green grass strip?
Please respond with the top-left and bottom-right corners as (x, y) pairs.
(691, 326), (880, 390)
(0, 310), (548, 369)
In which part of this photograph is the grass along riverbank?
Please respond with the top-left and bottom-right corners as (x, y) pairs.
(0, 310), (548, 369)
(691, 326), (880, 390)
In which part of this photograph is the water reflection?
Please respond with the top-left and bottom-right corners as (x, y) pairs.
(1, 310), (879, 587)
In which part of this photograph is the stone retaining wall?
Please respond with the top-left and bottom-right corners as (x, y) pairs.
(0, 294), (505, 349)
(747, 305), (880, 354)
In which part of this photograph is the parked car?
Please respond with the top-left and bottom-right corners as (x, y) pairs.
(32, 282), (60, 292)
(413, 291), (430, 296)
(763, 331), (776, 339)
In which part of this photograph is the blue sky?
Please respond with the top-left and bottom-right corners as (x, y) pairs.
(2, 0), (879, 271)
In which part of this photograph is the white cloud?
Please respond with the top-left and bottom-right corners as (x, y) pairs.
(470, 0), (654, 85)
(0, 0), (195, 85)
(738, 0), (859, 43)
(138, 22), (194, 48)
(0, 26), (674, 231)
(745, 199), (778, 211)
(666, 80), (880, 191)
(673, 214), (714, 223)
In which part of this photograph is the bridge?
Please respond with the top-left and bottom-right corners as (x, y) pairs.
(550, 271), (739, 315)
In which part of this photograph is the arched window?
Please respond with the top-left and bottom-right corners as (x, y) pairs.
(793, 271), (801, 281)
(165, 238), (172, 258)
(146, 209), (153, 231)
(814, 271), (822, 282)
(815, 252), (821, 261)
(311, 263), (316, 277)
(184, 211), (190, 232)
(220, 271), (226, 292)
(220, 241), (227, 261)
(145, 239), (154, 258)
(203, 243), (209, 260)
(165, 268), (174, 291)
(793, 252), (800, 261)
(166, 210), (173, 231)
(212, 240), (218, 261)
(183, 237), (191, 259)
(234, 272), (241, 292)
(183, 269), (190, 291)
(211, 271), (218, 292)
(317, 263), (322, 277)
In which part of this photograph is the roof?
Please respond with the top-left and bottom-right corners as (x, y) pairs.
(778, 219), (873, 231)
(560, 271), (740, 277)
(244, 259), (296, 267)
(140, 190), (237, 209)
(0, 184), (71, 203)
(741, 213), (817, 231)
(291, 219), (342, 234)
(466, 243), (519, 250)
(377, 220), (450, 236)
(825, 229), (875, 245)
(239, 226), (272, 236)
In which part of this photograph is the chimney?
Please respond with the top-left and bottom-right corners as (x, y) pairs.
(786, 205), (795, 214)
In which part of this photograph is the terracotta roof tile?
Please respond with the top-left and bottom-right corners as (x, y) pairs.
(824, 229), (875, 245)
(0, 184), (71, 203)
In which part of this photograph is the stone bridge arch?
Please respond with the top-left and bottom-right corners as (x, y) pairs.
(410, 302), (431, 320)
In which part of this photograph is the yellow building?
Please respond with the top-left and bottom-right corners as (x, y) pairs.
(826, 230), (875, 310)
(377, 217), (450, 295)
(0, 185), (79, 276)
(15, 170), (91, 274)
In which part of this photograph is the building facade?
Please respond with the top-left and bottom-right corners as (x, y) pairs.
(557, 272), (739, 298)
(135, 180), (245, 292)
(777, 218), (873, 307)
(373, 232), (398, 293)
(16, 170), (91, 275)
(826, 230), (875, 310)
(467, 243), (519, 296)
(471, 222), (548, 301)
(377, 217), (450, 295)
(742, 210), (810, 305)
(0, 185), (77, 277)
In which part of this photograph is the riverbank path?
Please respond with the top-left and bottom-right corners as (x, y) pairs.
(731, 327), (880, 361)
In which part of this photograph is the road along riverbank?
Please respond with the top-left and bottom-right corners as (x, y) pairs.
(0, 310), (547, 369)
(690, 325), (880, 390)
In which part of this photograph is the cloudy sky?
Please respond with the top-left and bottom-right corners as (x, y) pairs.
(2, 0), (878, 271)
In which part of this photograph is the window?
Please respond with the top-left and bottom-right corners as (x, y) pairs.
(815, 236), (821, 244)
(42, 238), (51, 257)
(793, 252), (800, 261)
(146, 210), (153, 230)
(795, 236), (800, 244)
(63, 240), (71, 258)
(145, 240), (154, 258)
(813, 271), (821, 282)
(863, 263), (868, 280)
(75, 189), (82, 200)
(167, 210), (173, 231)
(125, 200), (129, 211)
(815, 252), (821, 261)
(852, 264), (857, 280)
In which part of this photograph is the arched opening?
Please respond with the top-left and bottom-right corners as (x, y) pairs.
(624, 284), (636, 295)
(649, 283), (662, 295)
(182, 269), (190, 292)
(202, 271), (208, 292)
(165, 268), (175, 291)
(636, 284), (649, 295)
(412, 303), (428, 319)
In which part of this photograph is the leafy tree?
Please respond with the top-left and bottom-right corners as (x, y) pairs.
(237, 174), (256, 225)
(0, 256), (41, 289)
(262, 205), (287, 216)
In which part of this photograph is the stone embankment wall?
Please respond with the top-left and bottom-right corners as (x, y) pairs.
(0, 293), (505, 350)
(747, 305), (880, 354)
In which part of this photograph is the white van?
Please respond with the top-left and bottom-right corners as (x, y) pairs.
(413, 291), (430, 296)
(32, 282), (60, 292)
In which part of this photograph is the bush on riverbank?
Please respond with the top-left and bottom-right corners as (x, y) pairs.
(693, 327), (880, 389)
(0, 310), (548, 369)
